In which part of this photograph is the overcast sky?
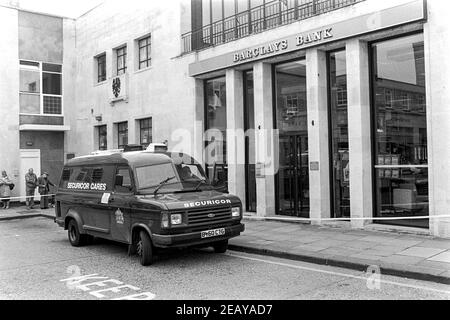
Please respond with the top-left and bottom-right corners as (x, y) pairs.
(0, 0), (104, 18)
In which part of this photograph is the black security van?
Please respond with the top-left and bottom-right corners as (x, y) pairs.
(54, 151), (244, 266)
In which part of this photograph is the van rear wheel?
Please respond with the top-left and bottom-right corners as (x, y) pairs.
(68, 219), (88, 247)
(137, 231), (154, 266)
(213, 240), (228, 253)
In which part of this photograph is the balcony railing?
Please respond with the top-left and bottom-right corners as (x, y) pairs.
(182, 0), (365, 54)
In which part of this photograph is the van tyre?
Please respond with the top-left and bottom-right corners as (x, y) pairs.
(68, 219), (88, 247)
(137, 231), (154, 266)
(213, 240), (228, 253)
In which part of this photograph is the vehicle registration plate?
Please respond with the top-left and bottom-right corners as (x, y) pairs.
(201, 228), (226, 239)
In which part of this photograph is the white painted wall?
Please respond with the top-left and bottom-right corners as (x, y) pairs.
(424, 0), (450, 238)
(0, 6), (20, 198)
(70, 0), (198, 158)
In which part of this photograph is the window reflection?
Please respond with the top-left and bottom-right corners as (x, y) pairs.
(205, 77), (228, 192)
(329, 50), (350, 219)
(244, 71), (256, 212)
(372, 33), (429, 228)
(275, 60), (309, 218)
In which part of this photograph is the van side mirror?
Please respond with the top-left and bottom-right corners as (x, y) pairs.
(115, 175), (124, 187)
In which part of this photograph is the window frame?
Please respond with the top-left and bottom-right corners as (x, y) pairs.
(115, 165), (135, 194)
(116, 46), (127, 75)
(97, 54), (107, 83)
(369, 31), (429, 228)
(139, 117), (152, 147)
(138, 35), (152, 70)
(97, 125), (108, 151)
(19, 59), (63, 116)
(117, 121), (128, 149)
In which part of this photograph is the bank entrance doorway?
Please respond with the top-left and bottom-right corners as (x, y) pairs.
(278, 134), (309, 217)
(275, 59), (310, 218)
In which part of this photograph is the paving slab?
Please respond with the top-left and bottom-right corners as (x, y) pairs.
(329, 234), (365, 241)
(306, 239), (348, 248)
(398, 247), (447, 258)
(427, 251), (450, 263)
(362, 249), (401, 258)
(418, 240), (450, 250)
(318, 247), (362, 257)
(416, 260), (450, 271)
(379, 255), (425, 265)
(348, 253), (384, 261)
(341, 241), (379, 250)
(291, 244), (333, 252)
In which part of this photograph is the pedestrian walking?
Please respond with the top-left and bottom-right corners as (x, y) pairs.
(37, 172), (55, 210)
(25, 168), (38, 209)
(0, 170), (12, 209)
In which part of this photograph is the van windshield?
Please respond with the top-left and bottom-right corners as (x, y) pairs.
(135, 160), (212, 194)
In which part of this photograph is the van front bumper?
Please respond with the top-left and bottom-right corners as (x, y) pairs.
(152, 223), (245, 248)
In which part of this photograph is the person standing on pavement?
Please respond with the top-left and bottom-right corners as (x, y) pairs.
(37, 172), (55, 210)
(25, 168), (38, 209)
(0, 170), (12, 209)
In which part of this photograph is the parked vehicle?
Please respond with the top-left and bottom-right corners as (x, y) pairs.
(54, 150), (244, 266)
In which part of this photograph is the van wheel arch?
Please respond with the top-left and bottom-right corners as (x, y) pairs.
(130, 225), (154, 266)
(64, 210), (85, 233)
(131, 225), (152, 247)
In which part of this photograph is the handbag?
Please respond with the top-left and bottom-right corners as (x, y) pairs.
(9, 183), (14, 191)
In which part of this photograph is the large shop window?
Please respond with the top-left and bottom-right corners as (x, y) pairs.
(205, 77), (228, 192)
(275, 60), (309, 218)
(19, 61), (63, 115)
(371, 33), (428, 228)
(328, 50), (350, 218)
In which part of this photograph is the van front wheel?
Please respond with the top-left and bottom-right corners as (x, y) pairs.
(68, 219), (88, 247)
(137, 231), (154, 266)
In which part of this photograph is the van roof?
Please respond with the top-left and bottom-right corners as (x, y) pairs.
(65, 151), (182, 168)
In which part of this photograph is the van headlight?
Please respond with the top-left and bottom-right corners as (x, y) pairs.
(171, 214), (182, 225)
(231, 207), (241, 218)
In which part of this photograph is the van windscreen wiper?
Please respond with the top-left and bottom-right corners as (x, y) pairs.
(194, 179), (208, 191)
(153, 176), (176, 196)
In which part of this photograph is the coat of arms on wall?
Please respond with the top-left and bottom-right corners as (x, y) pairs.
(112, 77), (121, 98)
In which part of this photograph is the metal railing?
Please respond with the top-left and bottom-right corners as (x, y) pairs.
(182, 0), (365, 54)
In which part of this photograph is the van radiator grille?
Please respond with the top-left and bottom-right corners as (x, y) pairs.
(187, 207), (232, 226)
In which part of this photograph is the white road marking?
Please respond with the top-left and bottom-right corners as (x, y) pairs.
(60, 272), (156, 300)
(226, 252), (450, 296)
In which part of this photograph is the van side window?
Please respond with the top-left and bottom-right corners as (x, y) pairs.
(76, 168), (90, 182)
(92, 168), (103, 182)
(115, 167), (133, 193)
(59, 168), (72, 188)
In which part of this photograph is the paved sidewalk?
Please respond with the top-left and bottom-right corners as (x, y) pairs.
(0, 205), (54, 221)
(229, 218), (450, 284)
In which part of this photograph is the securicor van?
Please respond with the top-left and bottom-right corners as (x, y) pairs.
(54, 151), (245, 266)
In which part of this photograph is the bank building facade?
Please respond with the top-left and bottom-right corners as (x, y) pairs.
(0, 0), (449, 238)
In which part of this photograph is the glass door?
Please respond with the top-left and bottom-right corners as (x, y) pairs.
(328, 50), (350, 218)
(275, 60), (309, 218)
(244, 71), (257, 212)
